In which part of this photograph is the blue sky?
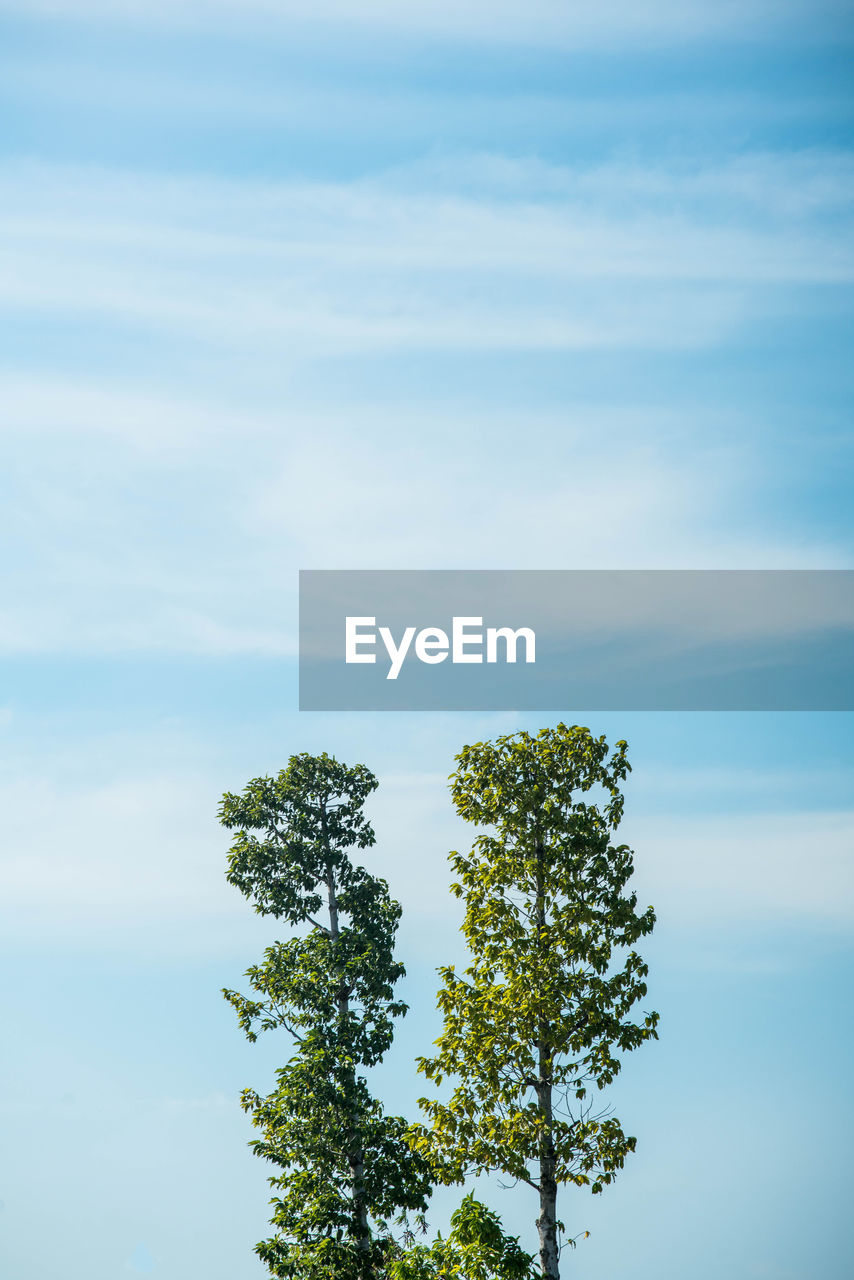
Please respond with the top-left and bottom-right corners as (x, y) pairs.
(0, 2), (853, 1278)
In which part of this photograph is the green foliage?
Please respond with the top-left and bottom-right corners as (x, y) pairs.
(389, 1195), (536, 1280)
(409, 725), (659, 1277)
(221, 752), (432, 1279)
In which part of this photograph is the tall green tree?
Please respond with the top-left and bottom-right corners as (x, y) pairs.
(220, 751), (432, 1279)
(410, 725), (659, 1280)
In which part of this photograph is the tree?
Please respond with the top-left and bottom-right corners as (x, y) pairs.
(220, 751), (432, 1279)
(389, 1195), (536, 1280)
(410, 725), (659, 1280)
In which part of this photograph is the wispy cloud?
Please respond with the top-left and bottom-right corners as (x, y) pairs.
(0, 0), (842, 47)
(2, 154), (852, 361)
(628, 809), (854, 925)
(4, 750), (847, 953)
(0, 381), (846, 657)
(376, 773), (854, 929)
(0, 150), (850, 655)
(247, 412), (848, 572)
(0, 773), (235, 921)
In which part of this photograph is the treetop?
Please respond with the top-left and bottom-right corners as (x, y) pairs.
(219, 751), (379, 922)
(450, 723), (630, 831)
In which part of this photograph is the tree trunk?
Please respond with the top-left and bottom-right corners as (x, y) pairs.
(536, 1062), (560, 1280)
(537, 1186), (560, 1279)
(535, 836), (560, 1280)
(323, 811), (372, 1263)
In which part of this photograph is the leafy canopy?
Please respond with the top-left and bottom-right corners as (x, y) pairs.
(389, 1195), (537, 1280)
(411, 724), (659, 1198)
(221, 752), (431, 1280)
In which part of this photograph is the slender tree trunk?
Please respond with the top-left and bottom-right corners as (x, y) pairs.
(535, 837), (561, 1280)
(323, 809), (372, 1265)
(536, 1049), (560, 1280)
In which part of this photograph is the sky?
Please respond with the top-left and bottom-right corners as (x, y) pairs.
(0, 2), (853, 1278)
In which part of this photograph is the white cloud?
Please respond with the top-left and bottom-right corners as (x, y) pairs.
(0, 386), (846, 658)
(0, 759), (455, 947)
(0, 765), (282, 952)
(1, 736), (850, 961)
(246, 397), (848, 573)
(375, 772), (854, 929)
(0, 774), (231, 915)
(0, 151), (850, 655)
(0, 0), (838, 47)
(627, 809), (854, 925)
(0, 375), (250, 453)
(2, 60), (840, 157)
(1, 154), (852, 366)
